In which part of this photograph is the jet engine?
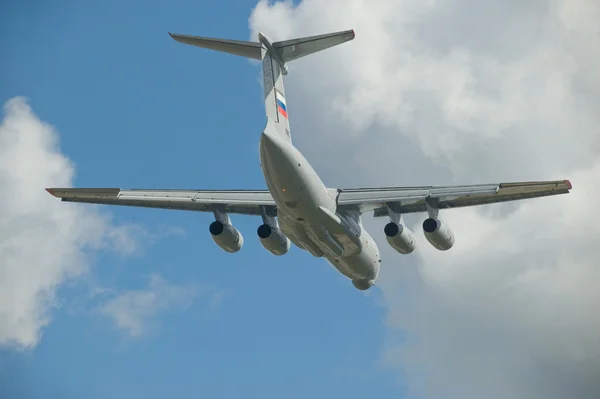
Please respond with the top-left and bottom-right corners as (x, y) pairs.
(422, 218), (455, 251)
(384, 222), (416, 254)
(257, 224), (290, 256)
(209, 221), (243, 253)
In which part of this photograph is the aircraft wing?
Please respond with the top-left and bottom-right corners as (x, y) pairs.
(336, 180), (572, 216)
(45, 188), (277, 216)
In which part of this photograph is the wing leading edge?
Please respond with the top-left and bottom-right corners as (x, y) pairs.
(336, 180), (572, 216)
(45, 188), (277, 216)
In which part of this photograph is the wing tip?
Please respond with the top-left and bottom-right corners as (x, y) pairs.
(564, 179), (572, 190)
(168, 32), (183, 42)
(45, 188), (57, 197)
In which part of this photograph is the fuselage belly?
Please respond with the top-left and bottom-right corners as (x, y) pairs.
(259, 132), (380, 284)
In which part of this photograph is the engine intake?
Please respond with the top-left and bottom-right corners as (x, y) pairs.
(257, 224), (290, 256)
(209, 221), (243, 253)
(384, 222), (416, 254)
(422, 218), (454, 251)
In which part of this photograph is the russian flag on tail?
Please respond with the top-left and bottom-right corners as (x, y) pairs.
(275, 90), (287, 119)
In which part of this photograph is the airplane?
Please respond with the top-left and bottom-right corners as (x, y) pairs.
(46, 29), (572, 291)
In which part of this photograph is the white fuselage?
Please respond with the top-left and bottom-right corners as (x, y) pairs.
(259, 131), (380, 288)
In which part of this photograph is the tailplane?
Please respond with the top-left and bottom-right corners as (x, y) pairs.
(169, 29), (355, 142)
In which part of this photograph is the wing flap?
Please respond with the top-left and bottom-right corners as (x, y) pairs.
(337, 184), (499, 207)
(46, 188), (277, 216)
(46, 187), (120, 199)
(336, 180), (572, 216)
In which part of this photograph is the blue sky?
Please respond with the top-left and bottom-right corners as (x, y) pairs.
(1, 1), (402, 398)
(6, 2), (597, 398)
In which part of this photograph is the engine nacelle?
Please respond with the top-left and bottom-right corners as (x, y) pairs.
(257, 224), (291, 256)
(384, 222), (416, 254)
(209, 221), (243, 253)
(422, 218), (455, 251)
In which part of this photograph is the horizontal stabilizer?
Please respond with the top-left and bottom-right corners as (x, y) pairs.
(168, 33), (262, 59)
(274, 29), (355, 62)
(168, 29), (355, 63)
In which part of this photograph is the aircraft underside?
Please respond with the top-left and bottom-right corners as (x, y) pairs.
(45, 28), (572, 292)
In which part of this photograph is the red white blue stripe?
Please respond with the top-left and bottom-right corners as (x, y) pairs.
(276, 91), (287, 119)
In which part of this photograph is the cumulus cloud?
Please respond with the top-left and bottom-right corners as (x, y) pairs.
(0, 97), (143, 350)
(250, 1), (600, 398)
(98, 273), (214, 339)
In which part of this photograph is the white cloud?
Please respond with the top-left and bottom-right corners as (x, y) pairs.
(97, 274), (211, 339)
(250, 1), (600, 398)
(0, 97), (143, 350)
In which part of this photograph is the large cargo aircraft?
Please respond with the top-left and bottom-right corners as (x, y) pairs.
(46, 29), (572, 290)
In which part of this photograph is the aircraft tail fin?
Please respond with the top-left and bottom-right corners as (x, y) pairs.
(169, 29), (355, 143)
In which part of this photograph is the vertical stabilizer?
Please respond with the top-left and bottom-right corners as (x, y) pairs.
(259, 32), (292, 142)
